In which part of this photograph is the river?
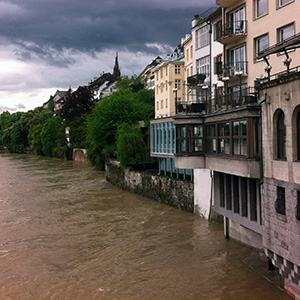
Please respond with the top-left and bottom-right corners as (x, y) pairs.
(0, 154), (290, 300)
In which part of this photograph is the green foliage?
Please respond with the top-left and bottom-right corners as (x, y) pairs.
(40, 117), (67, 158)
(28, 124), (44, 155)
(67, 114), (88, 148)
(86, 89), (150, 170)
(116, 123), (149, 169)
(48, 96), (55, 112)
(115, 75), (146, 92)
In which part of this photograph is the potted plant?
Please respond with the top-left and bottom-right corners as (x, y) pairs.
(197, 73), (206, 84)
(187, 76), (198, 86)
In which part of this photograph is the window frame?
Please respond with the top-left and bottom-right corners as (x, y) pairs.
(275, 109), (287, 160)
(276, 186), (286, 215)
(254, 33), (269, 61)
(176, 124), (204, 155)
(278, 0), (294, 8)
(277, 23), (295, 44)
(255, 0), (268, 19)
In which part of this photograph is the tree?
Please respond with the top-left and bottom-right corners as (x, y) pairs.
(86, 89), (150, 170)
(115, 75), (146, 93)
(116, 123), (149, 169)
(60, 86), (94, 121)
(40, 117), (67, 158)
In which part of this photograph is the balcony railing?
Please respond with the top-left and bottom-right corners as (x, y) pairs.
(178, 87), (258, 114)
(224, 61), (248, 77)
(218, 20), (247, 41)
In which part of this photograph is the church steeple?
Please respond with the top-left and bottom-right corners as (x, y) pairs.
(113, 52), (121, 78)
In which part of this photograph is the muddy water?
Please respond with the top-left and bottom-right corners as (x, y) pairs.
(0, 154), (290, 300)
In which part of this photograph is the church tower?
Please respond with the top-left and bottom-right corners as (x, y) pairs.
(113, 52), (121, 78)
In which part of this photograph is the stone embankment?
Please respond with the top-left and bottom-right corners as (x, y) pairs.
(105, 159), (194, 213)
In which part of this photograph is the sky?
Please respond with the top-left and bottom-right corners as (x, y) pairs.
(0, 0), (217, 113)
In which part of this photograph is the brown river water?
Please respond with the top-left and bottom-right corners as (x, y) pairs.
(0, 154), (291, 300)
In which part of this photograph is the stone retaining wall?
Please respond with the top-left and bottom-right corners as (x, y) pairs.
(106, 159), (194, 213)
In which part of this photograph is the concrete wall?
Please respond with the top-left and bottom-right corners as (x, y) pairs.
(194, 168), (212, 219)
(227, 219), (263, 250)
(106, 159), (194, 213)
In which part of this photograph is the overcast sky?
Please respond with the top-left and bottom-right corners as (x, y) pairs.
(0, 0), (217, 113)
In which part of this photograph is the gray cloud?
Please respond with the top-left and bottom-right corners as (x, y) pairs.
(1, 0), (217, 66)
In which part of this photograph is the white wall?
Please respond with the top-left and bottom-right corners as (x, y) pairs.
(194, 168), (212, 219)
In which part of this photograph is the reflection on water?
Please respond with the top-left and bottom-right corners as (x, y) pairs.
(0, 154), (290, 300)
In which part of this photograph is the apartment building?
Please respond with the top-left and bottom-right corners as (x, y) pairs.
(139, 56), (163, 90)
(173, 6), (262, 248)
(150, 42), (194, 181)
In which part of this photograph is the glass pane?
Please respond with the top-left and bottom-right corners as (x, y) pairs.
(181, 140), (186, 152)
(241, 138), (247, 155)
(233, 121), (239, 136)
(181, 127), (186, 138)
(241, 121), (247, 135)
(257, 0), (268, 17)
(233, 138), (240, 155)
(194, 139), (203, 152)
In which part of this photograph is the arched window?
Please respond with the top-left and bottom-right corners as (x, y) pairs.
(277, 110), (286, 159)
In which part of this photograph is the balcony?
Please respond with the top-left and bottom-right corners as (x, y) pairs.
(217, 20), (247, 44)
(178, 86), (258, 115)
(217, 0), (240, 7)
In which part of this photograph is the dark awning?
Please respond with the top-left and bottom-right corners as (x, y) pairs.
(256, 32), (300, 60)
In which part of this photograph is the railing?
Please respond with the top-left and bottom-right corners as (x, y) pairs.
(178, 87), (258, 114)
(218, 20), (247, 39)
(256, 65), (300, 87)
(224, 61), (248, 77)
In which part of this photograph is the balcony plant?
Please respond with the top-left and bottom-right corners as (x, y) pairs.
(187, 75), (198, 86)
(196, 73), (207, 84)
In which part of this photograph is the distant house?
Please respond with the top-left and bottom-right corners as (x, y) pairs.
(139, 56), (163, 90)
(88, 53), (121, 100)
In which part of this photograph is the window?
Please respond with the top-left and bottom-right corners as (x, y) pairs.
(250, 179), (257, 221)
(206, 124), (217, 153)
(229, 44), (247, 74)
(195, 24), (210, 49)
(241, 177), (248, 217)
(188, 125), (203, 153)
(156, 101), (159, 110)
(175, 65), (181, 74)
(255, 34), (269, 58)
(276, 186), (286, 215)
(228, 6), (246, 34)
(255, 0), (268, 18)
(160, 100), (163, 109)
(296, 191), (300, 221)
(233, 120), (247, 155)
(214, 20), (222, 41)
(214, 54), (223, 76)
(175, 80), (181, 90)
(225, 174), (232, 210)
(176, 126), (186, 153)
(233, 176), (240, 213)
(165, 98), (168, 108)
(196, 55), (210, 77)
(278, 0), (293, 7)
(218, 122), (230, 154)
(220, 173), (225, 208)
(176, 125), (203, 154)
(276, 110), (286, 159)
(278, 23), (295, 43)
